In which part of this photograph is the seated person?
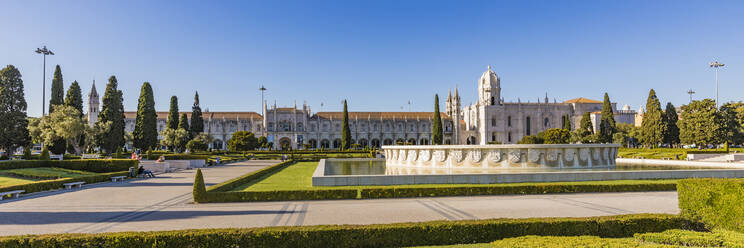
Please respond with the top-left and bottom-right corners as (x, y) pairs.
(156, 155), (165, 163)
(138, 165), (155, 178)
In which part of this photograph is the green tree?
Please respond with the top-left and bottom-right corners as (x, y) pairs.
(257, 136), (268, 149)
(640, 89), (665, 147)
(167, 96), (179, 130)
(432, 94), (443, 145)
(64, 81), (83, 117)
(562, 114), (571, 131)
(718, 102), (744, 145)
(678, 99), (724, 146)
(190, 91), (204, 137)
(663, 102), (681, 146)
(133, 82), (158, 150)
(597, 93), (616, 143)
(27, 105), (88, 155)
(517, 135), (543, 144)
(160, 128), (189, 152)
(227, 131), (258, 151)
(541, 128), (570, 144)
(193, 169), (207, 203)
(179, 113), (190, 131)
(49, 65), (64, 113)
(340, 100), (351, 150)
(40, 147), (50, 160)
(96, 75), (125, 154)
(0, 65), (31, 153)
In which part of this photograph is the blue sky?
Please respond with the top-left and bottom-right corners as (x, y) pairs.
(2, 0), (743, 117)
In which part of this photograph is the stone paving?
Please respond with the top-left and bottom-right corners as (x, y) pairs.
(0, 160), (679, 236)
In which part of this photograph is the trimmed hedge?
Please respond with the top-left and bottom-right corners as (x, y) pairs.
(0, 159), (137, 173)
(206, 160), (295, 192)
(635, 229), (744, 248)
(0, 214), (698, 248)
(202, 190), (358, 202)
(678, 178), (744, 233)
(0, 171), (129, 194)
(359, 181), (677, 199)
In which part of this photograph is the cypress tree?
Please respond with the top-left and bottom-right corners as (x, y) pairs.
(49, 65), (64, 113)
(663, 102), (680, 146)
(562, 114), (572, 131)
(579, 112), (593, 136)
(432, 94), (443, 145)
(179, 113), (190, 131)
(65, 80), (84, 118)
(0, 65), (31, 153)
(190, 91), (204, 137)
(341, 100), (351, 150)
(598, 93), (616, 143)
(640, 89), (665, 147)
(97, 75), (126, 154)
(133, 82), (158, 150)
(167, 96), (179, 130)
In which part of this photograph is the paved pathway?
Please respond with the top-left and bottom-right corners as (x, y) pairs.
(0, 160), (679, 236)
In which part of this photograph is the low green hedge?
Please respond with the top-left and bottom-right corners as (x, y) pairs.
(0, 171), (129, 194)
(359, 181), (677, 199)
(678, 178), (744, 233)
(0, 159), (137, 173)
(635, 229), (744, 248)
(0, 214), (697, 248)
(206, 160), (295, 192)
(202, 189), (358, 202)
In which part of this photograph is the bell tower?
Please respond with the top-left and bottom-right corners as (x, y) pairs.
(87, 80), (99, 127)
(478, 65), (501, 106)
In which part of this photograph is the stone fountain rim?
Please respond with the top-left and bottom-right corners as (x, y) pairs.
(381, 144), (621, 150)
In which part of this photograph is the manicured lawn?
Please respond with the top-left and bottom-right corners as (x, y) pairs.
(0, 175), (37, 187)
(1, 167), (95, 179)
(408, 243), (491, 248)
(234, 161), (679, 192)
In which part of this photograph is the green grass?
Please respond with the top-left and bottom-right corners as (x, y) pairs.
(407, 243), (491, 248)
(234, 162), (679, 192)
(0, 175), (37, 187)
(1, 167), (95, 180)
(617, 147), (744, 160)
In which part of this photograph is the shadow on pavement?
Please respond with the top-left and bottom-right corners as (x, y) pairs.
(0, 210), (299, 224)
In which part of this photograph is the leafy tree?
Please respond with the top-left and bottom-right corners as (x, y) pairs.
(167, 96), (179, 130)
(571, 112), (594, 143)
(562, 114), (571, 131)
(40, 147), (50, 160)
(96, 76), (125, 154)
(257, 136), (268, 149)
(227, 131), (258, 151)
(341, 100), (351, 150)
(160, 128), (189, 152)
(718, 102), (744, 145)
(190, 91), (204, 137)
(179, 113), (190, 132)
(616, 123), (641, 147)
(22, 146), (32, 160)
(678, 99), (724, 146)
(0, 65), (31, 153)
(542, 128), (570, 144)
(133, 82), (158, 150)
(27, 105), (88, 155)
(186, 136), (209, 152)
(64, 81), (83, 117)
(432, 94), (443, 145)
(663, 102), (680, 146)
(640, 89), (665, 147)
(49, 65), (64, 113)
(598, 93), (616, 143)
(517, 135), (543, 144)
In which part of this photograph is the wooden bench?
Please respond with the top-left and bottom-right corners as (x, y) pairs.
(81, 154), (101, 159)
(110, 176), (126, 182)
(63, 182), (85, 190)
(0, 190), (24, 200)
(49, 154), (63, 160)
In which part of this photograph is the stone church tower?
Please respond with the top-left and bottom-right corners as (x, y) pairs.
(445, 87), (462, 144)
(87, 80), (99, 126)
(478, 65), (501, 106)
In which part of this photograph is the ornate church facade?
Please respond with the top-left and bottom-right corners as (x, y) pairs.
(86, 66), (635, 150)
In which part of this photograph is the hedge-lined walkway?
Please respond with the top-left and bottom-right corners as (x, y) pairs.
(0, 160), (679, 236)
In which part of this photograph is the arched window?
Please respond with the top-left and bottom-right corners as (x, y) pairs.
(544, 117), (549, 128)
(492, 132), (497, 142)
(508, 132), (512, 142)
(491, 118), (496, 126)
(297, 123), (304, 132)
(526, 117), (531, 135)
(507, 116), (512, 127)
(491, 97), (495, 105)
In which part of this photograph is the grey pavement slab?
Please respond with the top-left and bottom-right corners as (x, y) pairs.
(0, 160), (679, 236)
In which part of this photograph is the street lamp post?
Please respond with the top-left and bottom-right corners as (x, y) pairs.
(35, 46), (54, 116)
(686, 89), (695, 103)
(709, 61), (725, 108)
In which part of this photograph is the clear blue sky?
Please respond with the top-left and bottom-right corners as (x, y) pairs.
(2, 0), (742, 117)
